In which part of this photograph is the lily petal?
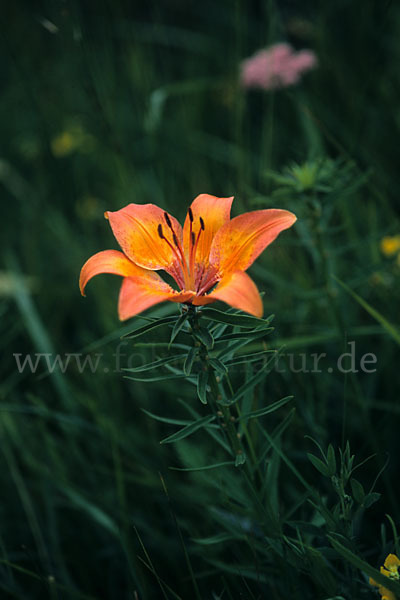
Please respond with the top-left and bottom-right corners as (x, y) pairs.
(192, 271), (263, 317)
(79, 250), (147, 296)
(106, 203), (184, 282)
(209, 209), (297, 274)
(80, 249), (195, 319)
(118, 277), (194, 320)
(183, 194), (233, 264)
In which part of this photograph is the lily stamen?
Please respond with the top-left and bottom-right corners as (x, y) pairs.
(188, 207), (194, 272)
(197, 270), (219, 296)
(158, 223), (188, 287)
(164, 212), (190, 289)
(189, 219), (205, 290)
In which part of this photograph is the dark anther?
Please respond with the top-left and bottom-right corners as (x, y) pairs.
(164, 212), (172, 229)
(199, 216), (205, 231)
(188, 207), (194, 222)
(172, 233), (179, 247)
(157, 224), (164, 239)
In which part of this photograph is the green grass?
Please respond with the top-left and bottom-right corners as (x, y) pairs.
(1, 1), (400, 598)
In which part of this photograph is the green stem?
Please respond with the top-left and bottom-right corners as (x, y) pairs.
(187, 306), (282, 536)
(188, 308), (246, 467)
(225, 373), (259, 467)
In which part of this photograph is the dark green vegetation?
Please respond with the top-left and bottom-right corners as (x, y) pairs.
(1, 1), (400, 598)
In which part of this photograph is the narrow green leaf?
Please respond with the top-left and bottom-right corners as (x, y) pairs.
(386, 514), (400, 556)
(221, 353), (278, 406)
(124, 354), (185, 373)
(225, 350), (275, 366)
(197, 370), (209, 404)
(208, 357), (228, 374)
(133, 342), (191, 351)
(123, 316), (176, 339)
(191, 533), (241, 545)
(304, 436), (327, 462)
(169, 461), (235, 472)
(141, 408), (191, 427)
(124, 374), (185, 382)
(184, 347), (197, 375)
(238, 396), (293, 421)
(326, 444), (337, 476)
(350, 478), (365, 504)
(363, 492), (381, 508)
(176, 398), (230, 453)
(208, 322), (229, 338)
(307, 453), (330, 476)
(160, 414), (215, 444)
(193, 326), (214, 349)
(217, 331), (270, 360)
(217, 328), (273, 342)
(169, 312), (189, 347)
(201, 308), (272, 329)
(334, 276), (400, 345)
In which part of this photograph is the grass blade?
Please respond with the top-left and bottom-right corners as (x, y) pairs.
(334, 275), (400, 345)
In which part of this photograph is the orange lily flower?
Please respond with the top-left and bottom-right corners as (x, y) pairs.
(79, 194), (296, 319)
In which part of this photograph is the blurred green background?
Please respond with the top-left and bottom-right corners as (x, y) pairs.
(1, 1), (400, 598)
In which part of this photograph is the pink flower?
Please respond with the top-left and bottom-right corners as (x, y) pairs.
(240, 43), (317, 91)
